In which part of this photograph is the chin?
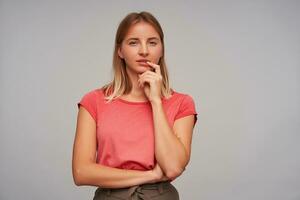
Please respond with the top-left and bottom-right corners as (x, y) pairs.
(126, 63), (151, 73)
(137, 65), (151, 71)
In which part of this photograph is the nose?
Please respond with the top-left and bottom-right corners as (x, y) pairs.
(138, 42), (149, 56)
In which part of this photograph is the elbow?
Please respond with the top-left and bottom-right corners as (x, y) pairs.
(166, 166), (185, 180)
(74, 180), (82, 186)
(72, 167), (85, 186)
(72, 161), (96, 186)
(165, 159), (188, 180)
(73, 178), (83, 186)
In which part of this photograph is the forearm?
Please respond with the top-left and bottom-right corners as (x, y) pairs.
(151, 100), (187, 177)
(73, 163), (156, 189)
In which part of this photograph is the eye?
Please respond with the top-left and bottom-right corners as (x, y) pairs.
(149, 42), (157, 45)
(129, 41), (137, 45)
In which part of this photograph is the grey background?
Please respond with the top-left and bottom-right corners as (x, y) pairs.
(1, 1), (299, 199)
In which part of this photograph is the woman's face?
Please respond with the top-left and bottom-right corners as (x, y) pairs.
(118, 21), (163, 73)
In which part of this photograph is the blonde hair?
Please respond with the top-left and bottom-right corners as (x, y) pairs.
(101, 11), (173, 103)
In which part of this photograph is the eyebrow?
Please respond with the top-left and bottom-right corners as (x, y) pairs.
(126, 37), (160, 42)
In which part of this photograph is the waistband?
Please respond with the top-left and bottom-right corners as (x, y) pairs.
(98, 181), (172, 199)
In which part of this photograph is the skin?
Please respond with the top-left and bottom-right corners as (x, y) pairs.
(72, 21), (195, 188)
(117, 21), (163, 102)
(118, 21), (169, 181)
(118, 21), (196, 179)
(72, 106), (166, 189)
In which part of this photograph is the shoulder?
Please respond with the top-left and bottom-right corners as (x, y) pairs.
(172, 90), (198, 124)
(80, 87), (105, 100)
(77, 87), (106, 122)
(77, 87), (106, 109)
(172, 90), (196, 104)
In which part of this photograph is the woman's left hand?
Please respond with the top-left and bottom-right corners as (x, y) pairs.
(138, 61), (163, 103)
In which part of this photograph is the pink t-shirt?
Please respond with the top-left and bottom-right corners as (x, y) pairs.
(77, 88), (198, 171)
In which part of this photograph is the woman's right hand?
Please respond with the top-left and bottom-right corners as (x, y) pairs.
(148, 162), (169, 183)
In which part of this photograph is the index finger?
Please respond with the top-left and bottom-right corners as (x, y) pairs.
(146, 61), (161, 74)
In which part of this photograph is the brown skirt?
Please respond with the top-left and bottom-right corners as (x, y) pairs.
(93, 180), (180, 200)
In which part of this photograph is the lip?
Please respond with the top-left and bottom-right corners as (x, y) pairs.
(137, 61), (150, 67)
(136, 59), (150, 62)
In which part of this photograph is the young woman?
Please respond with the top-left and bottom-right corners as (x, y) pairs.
(72, 11), (198, 200)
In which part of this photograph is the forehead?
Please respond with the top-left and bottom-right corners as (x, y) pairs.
(125, 22), (160, 39)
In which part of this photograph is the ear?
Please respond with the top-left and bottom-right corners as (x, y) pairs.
(118, 47), (124, 59)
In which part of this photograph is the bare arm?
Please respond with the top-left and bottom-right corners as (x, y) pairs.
(150, 99), (195, 180)
(72, 106), (163, 188)
(72, 162), (156, 189)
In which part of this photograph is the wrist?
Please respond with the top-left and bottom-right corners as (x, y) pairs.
(146, 170), (159, 182)
(150, 98), (162, 105)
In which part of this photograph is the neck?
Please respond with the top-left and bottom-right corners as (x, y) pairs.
(125, 67), (148, 99)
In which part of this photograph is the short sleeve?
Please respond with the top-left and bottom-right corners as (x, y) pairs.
(174, 95), (198, 127)
(77, 90), (97, 122)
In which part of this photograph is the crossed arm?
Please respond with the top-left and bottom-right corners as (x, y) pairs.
(150, 99), (196, 180)
(72, 104), (196, 188)
(72, 107), (157, 188)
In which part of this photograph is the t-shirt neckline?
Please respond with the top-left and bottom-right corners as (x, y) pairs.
(117, 90), (177, 105)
